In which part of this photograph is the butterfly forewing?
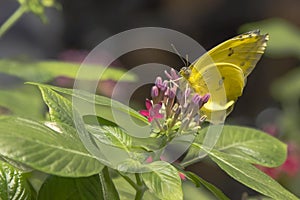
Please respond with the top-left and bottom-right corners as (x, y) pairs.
(207, 30), (269, 77)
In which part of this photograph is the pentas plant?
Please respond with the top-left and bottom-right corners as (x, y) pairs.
(0, 69), (298, 200)
(139, 69), (209, 138)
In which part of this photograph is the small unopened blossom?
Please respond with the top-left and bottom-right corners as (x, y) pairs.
(179, 172), (186, 180)
(165, 68), (179, 80)
(146, 156), (153, 163)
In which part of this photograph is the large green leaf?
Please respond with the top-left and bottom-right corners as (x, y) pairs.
(0, 59), (136, 82)
(183, 125), (287, 167)
(27, 83), (149, 128)
(209, 150), (299, 200)
(34, 83), (146, 167)
(36, 85), (74, 127)
(38, 83), (74, 127)
(0, 117), (103, 177)
(141, 161), (183, 200)
(37, 174), (104, 200)
(34, 83), (113, 163)
(0, 160), (32, 200)
(28, 83), (151, 140)
(0, 86), (44, 119)
(35, 83), (151, 169)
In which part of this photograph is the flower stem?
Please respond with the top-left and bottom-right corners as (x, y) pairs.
(134, 173), (146, 200)
(118, 172), (146, 200)
(0, 5), (28, 38)
(118, 172), (139, 190)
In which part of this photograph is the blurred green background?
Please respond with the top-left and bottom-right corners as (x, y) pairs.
(1, 0), (300, 199)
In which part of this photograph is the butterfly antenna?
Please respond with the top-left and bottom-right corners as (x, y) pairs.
(171, 43), (187, 67)
(185, 54), (189, 66)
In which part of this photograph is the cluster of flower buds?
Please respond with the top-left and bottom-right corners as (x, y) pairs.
(139, 69), (210, 137)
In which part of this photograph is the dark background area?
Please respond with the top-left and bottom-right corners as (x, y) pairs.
(1, 0), (300, 199)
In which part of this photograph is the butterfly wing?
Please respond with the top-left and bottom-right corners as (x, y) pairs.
(186, 62), (244, 101)
(181, 30), (268, 122)
(208, 30), (269, 77)
(186, 62), (245, 122)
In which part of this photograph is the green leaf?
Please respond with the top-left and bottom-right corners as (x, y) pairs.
(98, 167), (120, 200)
(87, 125), (166, 152)
(27, 171), (48, 195)
(0, 160), (32, 200)
(84, 115), (119, 127)
(0, 117), (103, 177)
(214, 126), (286, 167)
(0, 85), (44, 119)
(209, 150), (299, 200)
(183, 125), (287, 167)
(0, 156), (32, 172)
(142, 161), (183, 200)
(27, 82), (151, 140)
(28, 178), (38, 200)
(37, 174), (104, 200)
(27, 83), (149, 128)
(181, 128), (206, 166)
(116, 159), (153, 173)
(37, 85), (75, 127)
(33, 83), (116, 165)
(184, 171), (230, 200)
(239, 18), (300, 58)
(87, 125), (133, 153)
(0, 59), (136, 82)
(36, 83), (155, 167)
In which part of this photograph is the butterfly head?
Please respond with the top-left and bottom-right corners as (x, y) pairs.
(179, 66), (191, 79)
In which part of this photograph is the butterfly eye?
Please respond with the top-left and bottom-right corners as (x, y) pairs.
(185, 69), (191, 76)
(181, 67), (187, 71)
(180, 67), (191, 78)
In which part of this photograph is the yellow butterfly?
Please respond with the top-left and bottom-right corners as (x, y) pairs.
(180, 30), (269, 123)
